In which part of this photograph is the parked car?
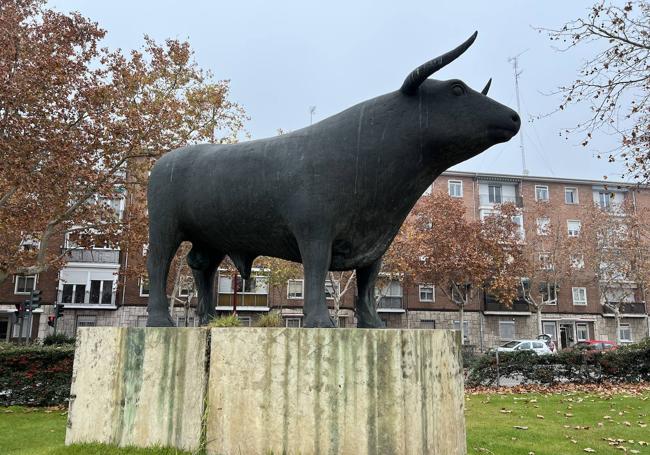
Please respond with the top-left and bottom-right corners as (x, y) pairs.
(495, 339), (554, 356)
(573, 340), (618, 352)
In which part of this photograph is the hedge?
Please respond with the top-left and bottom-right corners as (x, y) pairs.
(0, 342), (75, 406)
(466, 337), (650, 387)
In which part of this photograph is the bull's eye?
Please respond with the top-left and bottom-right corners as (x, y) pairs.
(452, 84), (465, 96)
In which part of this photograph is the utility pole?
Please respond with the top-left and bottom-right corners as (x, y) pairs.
(309, 106), (316, 125)
(508, 51), (528, 176)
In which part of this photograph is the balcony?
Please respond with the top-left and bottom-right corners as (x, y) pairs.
(64, 249), (119, 264)
(479, 194), (523, 207)
(602, 302), (646, 316)
(217, 293), (268, 309)
(377, 296), (404, 312)
(484, 298), (530, 314)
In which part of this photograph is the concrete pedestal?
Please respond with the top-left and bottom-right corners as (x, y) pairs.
(66, 327), (466, 455)
(65, 327), (209, 452)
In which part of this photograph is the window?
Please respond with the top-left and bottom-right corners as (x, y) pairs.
(376, 280), (403, 309)
(598, 192), (613, 209)
(61, 284), (86, 304)
(178, 277), (194, 297)
(238, 316), (252, 327)
(420, 319), (436, 329)
(512, 214), (525, 240)
(12, 318), (32, 338)
(338, 316), (347, 328)
(90, 280), (113, 304)
(285, 317), (301, 328)
(287, 279), (304, 299)
(218, 274), (268, 294)
(540, 283), (557, 304)
(567, 220), (581, 237)
(76, 315), (97, 329)
(535, 185), (549, 202)
(488, 185), (502, 203)
(539, 252), (554, 271)
(419, 285), (434, 302)
(565, 187), (579, 204)
(448, 180), (463, 198)
(619, 324), (632, 342)
(576, 323), (589, 341)
(570, 254), (585, 270)
(536, 217), (550, 236)
(499, 320), (515, 340)
(59, 269), (115, 306)
(542, 321), (557, 342)
(14, 275), (36, 294)
(572, 287), (587, 305)
(139, 277), (150, 297)
(324, 280), (340, 299)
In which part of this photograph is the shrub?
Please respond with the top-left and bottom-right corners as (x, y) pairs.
(42, 333), (76, 346)
(208, 314), (241, 327)
(466, 337), (650, 387)
(0, 343), (74, 406)
(256, 312), (282, 327)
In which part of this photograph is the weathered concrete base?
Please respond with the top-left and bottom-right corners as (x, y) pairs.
(66, 328), (466, 455)
(65, 327), (209, 451)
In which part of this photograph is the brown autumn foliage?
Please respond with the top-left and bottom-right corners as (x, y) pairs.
(392, 193), (524, 341)
(0, 0), (246, 285)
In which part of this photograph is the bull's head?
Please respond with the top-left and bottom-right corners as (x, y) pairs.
(400, 31), (520, 163)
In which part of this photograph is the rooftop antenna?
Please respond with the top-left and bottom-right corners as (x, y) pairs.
(309, 106), (316, 125)
(508, 50), (529, 176)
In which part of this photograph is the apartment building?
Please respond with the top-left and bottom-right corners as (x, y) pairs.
(0, 171), (648, 350)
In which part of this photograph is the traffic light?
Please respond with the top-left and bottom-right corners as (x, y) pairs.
(47, 315), (56, 327)
(55, 303), (64, 319)
(29, 289), (42, 309)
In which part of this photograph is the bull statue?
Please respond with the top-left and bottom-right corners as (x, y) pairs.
(146, 31), (520, 328)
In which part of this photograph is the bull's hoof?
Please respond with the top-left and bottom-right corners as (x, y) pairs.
(302, 315), (336, 328)
(357, 317), (386, 329)
(146, 312), (176, 327)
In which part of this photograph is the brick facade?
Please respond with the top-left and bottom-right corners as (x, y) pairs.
(1, 171), (649, 349)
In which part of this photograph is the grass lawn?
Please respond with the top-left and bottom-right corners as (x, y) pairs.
(466, 389), (650, 455)
(1, 389), (649, 455)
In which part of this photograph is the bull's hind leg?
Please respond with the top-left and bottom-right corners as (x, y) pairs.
(297, 237), (336, 328)
(146, 230), (182, 327)
(187, 246), (224, 325)
(356, 259), (385, 328)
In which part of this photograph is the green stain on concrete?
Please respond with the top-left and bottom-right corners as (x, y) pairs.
(119, 328), (146, 444)
(365, 333), (377, 455)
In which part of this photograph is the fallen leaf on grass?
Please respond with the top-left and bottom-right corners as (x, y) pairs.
(513, 426), (529, 430)
(583, 449), (596, 453)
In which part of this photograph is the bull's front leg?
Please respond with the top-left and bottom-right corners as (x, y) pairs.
(297, 237), (335, 328)
(355, 258), (385, 328)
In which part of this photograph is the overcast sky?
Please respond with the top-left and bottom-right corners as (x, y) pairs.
(52, 0), (629, 182)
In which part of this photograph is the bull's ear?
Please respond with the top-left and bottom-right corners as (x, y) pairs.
(400, 31), (478, 96)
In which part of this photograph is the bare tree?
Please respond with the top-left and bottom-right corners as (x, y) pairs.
(540, 1), (650, 182)
(582, 198), (650, 342)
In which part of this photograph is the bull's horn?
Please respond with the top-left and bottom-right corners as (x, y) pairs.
(481, 78), (492, 95)
(400, 31), (478, 96)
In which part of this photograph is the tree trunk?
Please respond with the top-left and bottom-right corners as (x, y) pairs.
(614, 308), (622, 344)
(537, 305), (543, 336)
